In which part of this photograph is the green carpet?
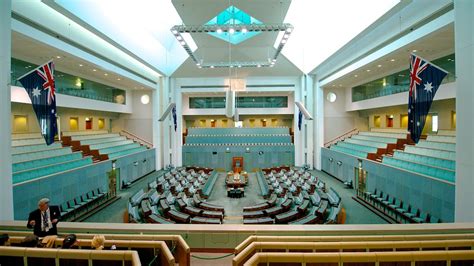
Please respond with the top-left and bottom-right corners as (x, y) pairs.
(311, 169), (387, 224)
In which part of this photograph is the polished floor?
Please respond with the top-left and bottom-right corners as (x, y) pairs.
(85, 169), (386, 224)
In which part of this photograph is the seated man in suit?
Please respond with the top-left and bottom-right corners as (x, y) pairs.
(27, 198), (60, 237)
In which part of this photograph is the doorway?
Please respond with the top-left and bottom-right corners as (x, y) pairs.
(355, 167), (368, 195)
(108, 169), (118, 196)
(85, 117), (93, 130)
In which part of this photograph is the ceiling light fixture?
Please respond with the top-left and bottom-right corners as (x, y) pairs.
(412, 49), (417, 52)
(354, 74), (358, 77)
(390, 59), (396, 62)
(366, 69), (371, 72)
(171, 23), (294, 68)
(257, 64), (261, 68)
(56, 56), (61, 59)
(92, 69), (97, 72)
(117, 78), (121, 81)
(79, 64), (83, 67)
(377, 64), (382, 67)
(104, 73), (108, 76)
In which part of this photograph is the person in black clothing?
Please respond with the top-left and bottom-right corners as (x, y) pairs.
(0, 234), (9, 246)
(27, 198), (60, 237)
(62, 234), (79, 249)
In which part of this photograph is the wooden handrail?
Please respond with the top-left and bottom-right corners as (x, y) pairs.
(120, 130), (154, 148)
(233, 239), (474, 266)
(234, 233), (474, 254)
(324, 128), (359, 147)
(244, 250), (474, 266)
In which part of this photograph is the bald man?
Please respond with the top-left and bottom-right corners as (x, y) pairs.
(27, 198), (60, 237)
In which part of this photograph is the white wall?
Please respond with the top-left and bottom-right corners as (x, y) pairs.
(114, 90), (154, 143)
(323, 86), (358, 142)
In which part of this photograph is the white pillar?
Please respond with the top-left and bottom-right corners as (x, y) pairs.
(161, 77), (171, 168)
(293, 76), (303, 166)
(0, 0), (13, 220)
(313, 75), (324, 170)
(454, 0), (474, 222)
(305, 75), (314, 169)
(172, 78), (183, 167)
(152, 78), (162, 170)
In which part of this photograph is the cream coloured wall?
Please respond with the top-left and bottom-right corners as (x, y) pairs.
(359, 98), (456, 131)
(112, 90), (153, 143)
(183, 115), (294, 129)
(324, 86), (358, 142)
(11, 102), (119, 134)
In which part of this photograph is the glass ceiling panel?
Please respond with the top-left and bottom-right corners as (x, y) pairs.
(206, 5), (263, 45)
(54, 0), (190, 76)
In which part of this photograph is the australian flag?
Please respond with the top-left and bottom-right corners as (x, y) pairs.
(171, 106), (177, 132)
(297, 109), (303, 131)
(17, 61), (58, 145)
(408, 54), (448, 143)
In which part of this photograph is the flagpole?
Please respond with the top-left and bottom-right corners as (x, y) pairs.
(411, 53), (449, 74)
(16, 59), (54, 81)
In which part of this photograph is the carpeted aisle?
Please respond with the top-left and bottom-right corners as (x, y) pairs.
(206, 173), (264, 224)
(311, 169), (387, 224)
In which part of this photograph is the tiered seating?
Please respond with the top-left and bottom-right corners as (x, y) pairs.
(233, 234), (474, 266)
(381, 133), (456, 183)
(427, 134), (456, 143)
(392, 150), (455, 170)
(383, 156), (455, 182)
(13, 157), (93, 184)
(329, 129), (411, 160)
(61, 131), (148, 161)
(128, 167), (225, 225)
(11, 135), (94, 184)
(404, 145), (456, 160)
(360, 188), (441, 223)
(416, 139), (456, 151)
(243, 167), (342, 225)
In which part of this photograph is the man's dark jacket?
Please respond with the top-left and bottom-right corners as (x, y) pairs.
(26, 206), (61, 237)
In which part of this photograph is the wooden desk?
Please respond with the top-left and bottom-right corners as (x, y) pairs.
(275, 210), (299, 224)
(147, 214), (175, 224)
(183, 206), (203, 217)
(168, 210), (190, 223)
(226, 172), (248, 188)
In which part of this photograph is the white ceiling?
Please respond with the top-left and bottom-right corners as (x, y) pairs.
(12, 32), (154, 91)
(170, 0), (304, 77)
(322, 24), (454, 89)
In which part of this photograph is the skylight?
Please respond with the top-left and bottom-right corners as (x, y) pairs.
(205, 6), (262, 45)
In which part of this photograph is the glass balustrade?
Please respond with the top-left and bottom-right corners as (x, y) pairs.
(11, 58), (126, 104)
